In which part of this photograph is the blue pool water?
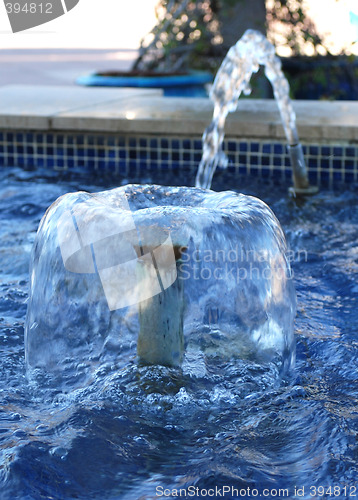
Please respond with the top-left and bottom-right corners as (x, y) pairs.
(0, 166), (357, 499)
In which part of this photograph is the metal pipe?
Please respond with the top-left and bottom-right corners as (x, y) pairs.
(288, 143), (319, 196)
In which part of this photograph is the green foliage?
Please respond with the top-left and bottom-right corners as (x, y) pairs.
(266, 0), (331, 56)
(133, 0), (224, 72)
(133, 0), (343, 73)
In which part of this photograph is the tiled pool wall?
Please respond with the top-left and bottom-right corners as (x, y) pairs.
(0, 130), (357, 185)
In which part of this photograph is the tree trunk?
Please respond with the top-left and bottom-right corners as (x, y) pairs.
(219, 0), (267, 50)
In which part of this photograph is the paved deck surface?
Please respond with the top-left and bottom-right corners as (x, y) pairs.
(0, 84), (356, 142)
(0, 49), (136, 87)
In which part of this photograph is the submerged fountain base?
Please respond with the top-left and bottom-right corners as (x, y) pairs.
(25, 185), (296, 384)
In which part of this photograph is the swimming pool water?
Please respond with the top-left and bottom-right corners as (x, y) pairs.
(0, 166), (357, 499)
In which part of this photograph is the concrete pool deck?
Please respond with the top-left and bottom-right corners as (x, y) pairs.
(0, 84), (357, 143)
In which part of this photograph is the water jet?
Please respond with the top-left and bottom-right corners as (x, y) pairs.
(195, 29), (318, 196)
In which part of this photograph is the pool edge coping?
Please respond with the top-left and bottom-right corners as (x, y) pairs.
(0, 85), (357, 143)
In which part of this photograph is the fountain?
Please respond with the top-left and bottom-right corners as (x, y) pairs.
(195, 29), (318, 195)
(25, 31), (299, 385)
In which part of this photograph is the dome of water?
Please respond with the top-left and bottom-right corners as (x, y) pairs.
(25, 184), (296, 387)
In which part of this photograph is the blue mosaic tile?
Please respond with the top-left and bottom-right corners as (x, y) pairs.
(320, 170), (329, 181)
(333, 147), (343, 156)
(309, 171), (318, 183)
(55, 147), (64, 157)
(272, 168), (283, 178)
(0, 130), (355, 185)
(346, 147), (355, 157)
(139, 151), (147, 160)
(194, 153), (202, 163)
(333, 160), (341, 170)
(333, 171), (342, 181)
(309, 146), (319, 155)
(239, 155), (246, 164)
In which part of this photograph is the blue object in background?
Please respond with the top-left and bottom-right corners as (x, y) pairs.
(76, 72), (213, 97)
(350, 10), (358, 40)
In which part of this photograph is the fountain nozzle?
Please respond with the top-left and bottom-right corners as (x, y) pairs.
(288, 143), (319, 196)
